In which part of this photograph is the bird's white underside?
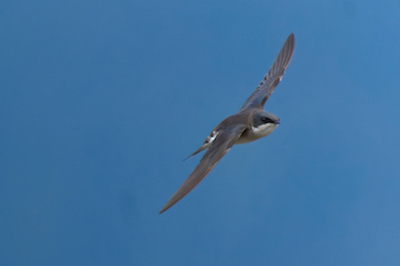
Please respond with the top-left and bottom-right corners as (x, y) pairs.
(235, 122), (278, 145)
(251, 123), (278, 138)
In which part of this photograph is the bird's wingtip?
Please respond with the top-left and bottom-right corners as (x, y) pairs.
(159, 203), (170, 214)
(288, 33), (295, 42)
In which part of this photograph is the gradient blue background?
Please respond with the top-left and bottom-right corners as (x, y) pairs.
(1, 1), (400, 265)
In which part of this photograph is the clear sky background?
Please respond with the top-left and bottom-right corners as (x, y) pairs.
(1, 1), (400, 265)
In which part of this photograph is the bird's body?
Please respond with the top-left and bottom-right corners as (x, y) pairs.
(160, 33), (295, 213)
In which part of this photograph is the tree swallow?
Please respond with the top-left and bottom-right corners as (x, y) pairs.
(160, 33), (295, 213)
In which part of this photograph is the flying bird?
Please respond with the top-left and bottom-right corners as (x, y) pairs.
(160, 33), (295, 213)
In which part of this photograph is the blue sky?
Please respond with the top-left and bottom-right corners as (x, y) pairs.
(1, 0), (400, 265)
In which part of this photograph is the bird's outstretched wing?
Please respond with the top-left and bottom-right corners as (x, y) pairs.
(240, 33), (295, 111)
(159, 125), (246, 213)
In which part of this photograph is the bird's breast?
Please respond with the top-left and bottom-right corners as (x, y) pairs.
(236, 123), (278, 144)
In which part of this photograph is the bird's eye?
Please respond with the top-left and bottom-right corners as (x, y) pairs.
(261, 117), (273, 123)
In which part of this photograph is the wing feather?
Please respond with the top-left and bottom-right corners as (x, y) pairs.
(159, 126), (246, 213)
(240, 33), (295, 110)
